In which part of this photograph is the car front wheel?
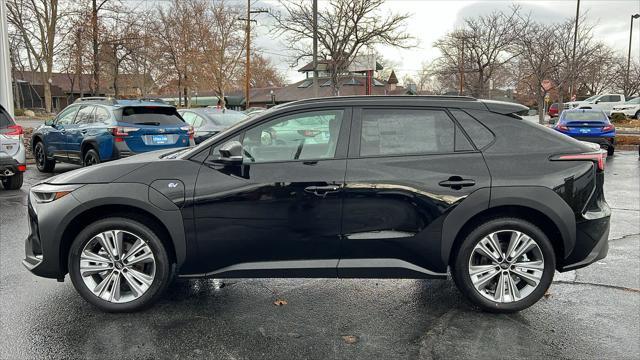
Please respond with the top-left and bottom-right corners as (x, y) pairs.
(452, 217), (555, 313)
(34, 141), (55, 172)
(68, 218), (171, 312)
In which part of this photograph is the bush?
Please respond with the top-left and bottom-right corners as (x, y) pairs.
(14, 108), (25, 116)
(611, 112), (627, 124)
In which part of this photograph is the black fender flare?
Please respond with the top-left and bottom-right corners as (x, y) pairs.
(69, 183), (187, 268)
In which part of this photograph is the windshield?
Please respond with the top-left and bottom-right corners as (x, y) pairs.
(204, 111), (248, 126)
(563, 112), (608, 122)
(583, 95), (599, 102)
(117, 106), (185, 126)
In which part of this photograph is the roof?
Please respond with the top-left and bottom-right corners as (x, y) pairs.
(13, 70), (154, 94)
(72, 97), (174, 107)
(298, 59), (383, 72)
(387, 70), (398, 85)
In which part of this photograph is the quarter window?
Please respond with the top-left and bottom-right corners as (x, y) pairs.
(450, 110), (494, 149)
(242, 110), (344, 163)
(94, 107), (111, 123)
(360, 109), (455, 156)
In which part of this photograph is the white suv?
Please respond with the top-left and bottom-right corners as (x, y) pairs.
(0, 105), (26, 189)
(563, 94), (626, 113)
(610, 97), (640, 119)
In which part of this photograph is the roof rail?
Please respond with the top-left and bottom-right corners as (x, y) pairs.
(73, 96), (118, 105)
(277, 95), (478, 108)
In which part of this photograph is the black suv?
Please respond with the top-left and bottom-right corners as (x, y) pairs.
(24, 96), (610, 313)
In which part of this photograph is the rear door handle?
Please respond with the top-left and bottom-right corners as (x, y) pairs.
(304, 185), (341, 197)
(439, 176), (476, 190)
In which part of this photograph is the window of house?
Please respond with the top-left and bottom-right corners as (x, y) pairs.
(360, 109), (455, 156)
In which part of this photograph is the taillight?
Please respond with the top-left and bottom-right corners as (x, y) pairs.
(602, 124), (615, 132)
(17, 164), (27, 172)
(551, 151), (606, 171)
(181, 125), (194, 139)
(555, 124), (569, 132)
(110, 126), (139, 142)
(4, 125), (24, 136)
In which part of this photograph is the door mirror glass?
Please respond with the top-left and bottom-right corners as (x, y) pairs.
(45, 119), (55, 126)
(217, 140), (243, 164)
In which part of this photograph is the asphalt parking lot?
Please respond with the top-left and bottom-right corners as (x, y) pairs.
(1, 152), (638, 360)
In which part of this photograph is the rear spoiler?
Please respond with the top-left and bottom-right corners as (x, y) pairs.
(480, 100), (529, 116)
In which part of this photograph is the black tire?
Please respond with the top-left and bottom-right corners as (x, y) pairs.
(34, 141), (55, 172)
(451, 217), (556, 313)
(607, 146), (615, 157)
(68, 217), (172, 312)
(83, 148), (101, 166)
(1, 172), (23, 190)
(635, 110), (640, 120)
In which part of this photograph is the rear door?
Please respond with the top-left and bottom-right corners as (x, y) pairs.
(338, 107), (491, 277)
(66, 105), (95, 162)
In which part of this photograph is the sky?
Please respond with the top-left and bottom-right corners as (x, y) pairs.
(135, 0), (640, 85)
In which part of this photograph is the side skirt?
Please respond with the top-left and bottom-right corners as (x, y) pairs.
(178, 259), (447, 279)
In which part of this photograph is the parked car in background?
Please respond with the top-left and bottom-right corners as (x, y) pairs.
(563, 94), (626, 113)
(178, 108), (248, 144)
(244, 107), (267, 116)
(31, 97), (194, 172)
(610, 97), (640, 119)
(24, 96), (610, 314)
(0, 104), (26, 189)
(553, 108), (616, 155)
(547, 103), (559, 118)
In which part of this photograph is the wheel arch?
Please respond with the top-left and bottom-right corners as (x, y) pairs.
(59, 204), (179, 276)
(80, 140), (100, 160)
(442, 186), (575, 270)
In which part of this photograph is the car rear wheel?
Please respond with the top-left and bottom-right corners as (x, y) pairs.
(607, 146), (615, 156)
(452, 217), (555, 313)
(83, 148), (101, 166)
(1, 172), (23, 190)
(68, 218), (171, 312)
(34, 141), (55, 172)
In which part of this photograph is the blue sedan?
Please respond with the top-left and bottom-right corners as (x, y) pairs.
(553, 108), (616, 156)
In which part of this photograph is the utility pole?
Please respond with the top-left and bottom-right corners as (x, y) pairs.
(459, 37), (465, 96)
(312, 0), (318, 98)
(242, 1), (267, 109)
(569, 0), (580, 102)
(626, 14), (640, 98)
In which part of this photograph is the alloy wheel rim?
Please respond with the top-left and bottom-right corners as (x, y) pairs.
(85, 153), (97, 166)
(79, 230), (156, 303)
(468, 230), (544, 303)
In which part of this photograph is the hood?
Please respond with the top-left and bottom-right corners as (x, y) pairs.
(44, 149), (176, 185)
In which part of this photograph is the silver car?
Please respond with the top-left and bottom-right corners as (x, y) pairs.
(0, 105), (26, 189)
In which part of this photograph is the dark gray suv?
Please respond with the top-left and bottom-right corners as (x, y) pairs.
(24, 96), (610, 313)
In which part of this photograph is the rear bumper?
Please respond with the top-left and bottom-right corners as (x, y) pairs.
(558, 204), (611, 272)
(572, 136), (615, 148)
(0, 156), (26, 177)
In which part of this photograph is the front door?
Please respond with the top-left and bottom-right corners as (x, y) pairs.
(48, 105), (79, 161)
(338, 107), (491, 277)
(192, 108), (351, 277)
(66, 105), (95, 163)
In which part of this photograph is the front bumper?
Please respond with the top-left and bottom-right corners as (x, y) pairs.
(23, 190), (85, 279)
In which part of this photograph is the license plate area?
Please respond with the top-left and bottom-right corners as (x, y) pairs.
(151, 135), (169, 144)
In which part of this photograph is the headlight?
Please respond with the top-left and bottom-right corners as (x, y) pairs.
(30, 184), (84, 203)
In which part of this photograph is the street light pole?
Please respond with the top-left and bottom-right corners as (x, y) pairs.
(242, 2), (268, 109)
(312, 0), (318, 98)
(626, 14), (640, 98)
(569, 0), (581, 102)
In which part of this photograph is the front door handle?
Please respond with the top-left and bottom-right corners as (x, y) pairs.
(439, 176), (476, 190)
(81, 129), (88, 134)
(304, 185), (341, 197)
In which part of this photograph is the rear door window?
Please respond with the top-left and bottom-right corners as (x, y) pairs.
(359, 109), (456, 156)
(608, 95), (621, 102)
(119, 106), (185, 125)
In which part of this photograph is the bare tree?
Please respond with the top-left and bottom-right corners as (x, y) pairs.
(249, 53), (287, 88)
(7, 0), (71, 112)
(272, 0), (415, 95)
(433, 6), (528, 98)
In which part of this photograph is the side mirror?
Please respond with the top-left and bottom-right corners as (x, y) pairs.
(528, 109), (538, 116)
(549, 118), (557, 125)
(595, 100), (601, 104)
(45, 119), (55, 126)
(217, 140), (243, 164)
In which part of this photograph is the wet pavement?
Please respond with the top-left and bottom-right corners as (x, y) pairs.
(1, 153), (638, 360)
